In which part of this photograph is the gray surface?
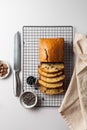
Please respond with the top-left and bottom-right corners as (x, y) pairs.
(0, 0), (87, 130)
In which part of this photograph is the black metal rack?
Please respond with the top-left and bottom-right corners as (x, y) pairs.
(23, 26), (73, 107)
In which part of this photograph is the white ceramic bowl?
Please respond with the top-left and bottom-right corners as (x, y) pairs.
(0, 60), (10, 79)
(20, 91), (37, 109)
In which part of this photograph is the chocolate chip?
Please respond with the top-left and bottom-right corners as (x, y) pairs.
(42, 97), (44, 101)
(51, 66), (53, 68)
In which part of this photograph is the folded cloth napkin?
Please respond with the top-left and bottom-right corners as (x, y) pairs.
(59, 33), (87, 130)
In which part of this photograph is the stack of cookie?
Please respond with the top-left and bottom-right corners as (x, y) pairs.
(38, 38), (65, 95)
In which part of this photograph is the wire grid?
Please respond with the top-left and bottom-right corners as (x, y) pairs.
(23, 26), (73, 107)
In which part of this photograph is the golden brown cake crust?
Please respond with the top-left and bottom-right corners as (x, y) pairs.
(39, 38), (64, 62)
(40, 86), (64, 95)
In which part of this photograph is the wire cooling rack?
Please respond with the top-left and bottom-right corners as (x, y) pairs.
(22, 26), (73, 107)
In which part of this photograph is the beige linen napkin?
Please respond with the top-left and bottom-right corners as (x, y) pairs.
(59, 33), (87, 130)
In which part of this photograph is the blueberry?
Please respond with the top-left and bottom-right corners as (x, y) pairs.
(26, 76), (36, 85)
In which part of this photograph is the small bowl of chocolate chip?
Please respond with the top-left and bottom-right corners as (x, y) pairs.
(0, 60), (10, 79)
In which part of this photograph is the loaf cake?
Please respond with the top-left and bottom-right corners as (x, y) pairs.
(39, 38), (64, 62)
(38, 38), (65, 95)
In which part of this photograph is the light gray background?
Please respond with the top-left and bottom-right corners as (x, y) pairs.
(0, 0), (87, 130)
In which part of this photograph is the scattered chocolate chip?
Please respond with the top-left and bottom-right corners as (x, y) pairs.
(35, 87), (38, 90)
(42, 97), (44, 101)
(34, 85), (39, 90)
